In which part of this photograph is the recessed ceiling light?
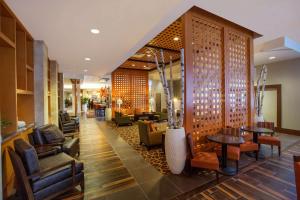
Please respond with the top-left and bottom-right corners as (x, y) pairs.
(90, 28), (100, 34)
(84, 69), (88, 72)
(147, 54), (151, 57)
(131, 64), (135, 67)
(173, 37), (179, 41)
(143, 65), (147, 68)
(269, 56), (276, 60)
(84, 57), (91, 61)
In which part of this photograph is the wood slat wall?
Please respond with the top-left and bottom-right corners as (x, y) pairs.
(184, 7), (256, 145)
(112, 69), (149, 116)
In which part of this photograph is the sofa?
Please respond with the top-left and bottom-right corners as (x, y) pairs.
(29, 124), (80, 157)
(9, 139), (84, 200)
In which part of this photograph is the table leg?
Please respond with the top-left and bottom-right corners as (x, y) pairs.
(220, 143), (237, 176)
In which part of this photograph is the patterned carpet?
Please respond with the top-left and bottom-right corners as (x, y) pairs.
(108, 122), (170, 174)
(173, 141), (300, 200)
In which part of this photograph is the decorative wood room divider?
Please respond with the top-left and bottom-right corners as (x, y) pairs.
(112, 68), (149, 117)
(183, 7), (258, 147)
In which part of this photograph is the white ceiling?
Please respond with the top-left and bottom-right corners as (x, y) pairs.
(6, 0), (300, 78)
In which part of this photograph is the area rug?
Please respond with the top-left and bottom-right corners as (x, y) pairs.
(173, 141), (300, 200)
(108, 122), (170, 174)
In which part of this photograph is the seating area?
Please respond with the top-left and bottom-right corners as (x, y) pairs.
(1, 1), (300, 200)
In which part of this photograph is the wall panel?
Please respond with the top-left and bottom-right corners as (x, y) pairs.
(112, 69), (149, 115)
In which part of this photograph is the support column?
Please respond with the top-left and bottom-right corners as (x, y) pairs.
(58, 73), (64, 111)
(34, 40), (48, 126)
(71, 79), (80, 116)
(50, 60), (59, 126)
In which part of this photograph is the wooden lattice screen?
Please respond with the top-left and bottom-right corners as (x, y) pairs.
(225, 29), (250, 128)
(184, 7), (255, 141)
(190, 16), (224, 144)
(112, 68), (149, 115)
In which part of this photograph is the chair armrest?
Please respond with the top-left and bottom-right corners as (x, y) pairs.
(28, 160), (76, 183)
(64, 132), (78, 138)
(34, 143), (63, 148)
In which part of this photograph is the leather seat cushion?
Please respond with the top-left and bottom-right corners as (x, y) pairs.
(215, 145), (240, 160)
(32, 153), (83, 192)
(14, 139), (40, 177)
(258, 136), (280, 146)
(33, 173), (84, 200)
(240, 141), (258, 152)
(191, 152), (219, 171)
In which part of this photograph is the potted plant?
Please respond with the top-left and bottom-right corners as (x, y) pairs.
(81, 97), (89, 113)
(152, 49), (186, 174)
(255, 65), (268, 122)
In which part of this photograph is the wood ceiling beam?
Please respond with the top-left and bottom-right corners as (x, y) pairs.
(145, 44), (180, 53)
(128, 58), (156, 64)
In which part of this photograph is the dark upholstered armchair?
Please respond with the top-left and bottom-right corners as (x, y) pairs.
(115, 111), (133, 127)
(30, 124), (80, 157)
(9, 139), (84, 200)
(138, 121), (164, 149)
(58, 111), (79, 133)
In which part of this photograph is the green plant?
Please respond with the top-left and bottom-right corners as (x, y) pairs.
(1, 120), (12, 129)
(81, 97), (89, 104)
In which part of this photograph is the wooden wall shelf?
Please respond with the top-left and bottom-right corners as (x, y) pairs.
(0, 32), (15, 47)
(16, 89), (34, 95)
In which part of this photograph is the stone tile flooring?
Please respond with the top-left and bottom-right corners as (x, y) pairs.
(80, 117), (300, 199)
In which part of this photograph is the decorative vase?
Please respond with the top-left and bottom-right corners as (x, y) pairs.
(255, 114), (264, 123)
(165, 127), (186, 174)
(105, 108), (112, 121)
(82, 104), (88, 113)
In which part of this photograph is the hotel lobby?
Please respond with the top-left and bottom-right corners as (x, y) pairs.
(1, 0), (300, 200)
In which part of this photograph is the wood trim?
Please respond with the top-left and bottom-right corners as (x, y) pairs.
(145, 44), (180, 53)
(254, 84), (282, 129)
(275, 127), (300, 136)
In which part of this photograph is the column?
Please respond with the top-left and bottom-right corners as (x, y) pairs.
(71, 79), (81, 116)
(34, 40), (48, 126)
(50, 60), (58, 126)
(58, 73), (64, 111)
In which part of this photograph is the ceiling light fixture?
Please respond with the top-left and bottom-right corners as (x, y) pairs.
(147, 54), (151, 57)
(90, 28), (100, 34)
(84, 57), (91, 61)
(173, 37), (179, 41)
(269, 56), (276, 60)
(131, 64), (135, 67)
(143, 65), (147, 68)
(84, 69), (88, 72)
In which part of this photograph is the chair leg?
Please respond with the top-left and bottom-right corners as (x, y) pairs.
(255, 151), (258, 161)
(215, 170), (219, 183)
(236, 160), (239, 173)
(80, 178), (85, 192)
(278, 145), (281, 157)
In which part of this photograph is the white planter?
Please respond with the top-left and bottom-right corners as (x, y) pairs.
(82, 104), (88, 113)
(105, 108), (112, 121)
(255, 114), (264, 123)
(165, 127), (186, 174)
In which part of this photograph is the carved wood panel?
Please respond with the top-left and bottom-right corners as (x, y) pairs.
(112, 69), (149, 115)
(190, 16), (224, 147)
(225, 29), (250, 128)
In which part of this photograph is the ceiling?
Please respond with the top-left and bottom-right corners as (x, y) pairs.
(6, 0), (300, 78)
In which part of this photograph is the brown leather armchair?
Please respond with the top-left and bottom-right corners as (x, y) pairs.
(30, 124), (80, 157)
(9, 139), (84, 200)
(59, 111), (79, 133)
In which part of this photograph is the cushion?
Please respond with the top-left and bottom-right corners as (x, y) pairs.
(258, 136), (280, 146)
(240, 141), (258, 152)
(33, 153), (83, 192)
(215, 145), (240, 160)
(41, 125), (65, 144)
(14, 139), (40, 177)
(191, 152), (219, 170)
